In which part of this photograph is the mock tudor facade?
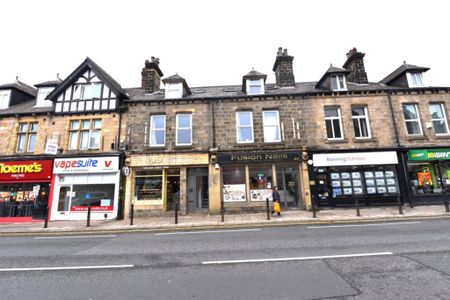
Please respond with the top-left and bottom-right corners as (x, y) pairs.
(1, 47), (449, 222)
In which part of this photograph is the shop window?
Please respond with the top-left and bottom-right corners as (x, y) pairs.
(68, 119), (102, 150)
(176, 113), (192, 146)
(408, 162), (445, 195)
(403, 104), (423, 135)
(134, 170), (163, 201)
(352, 106), (371, 138)
(324, 107), (343, 139)
(249, 165), (273, 201)
(223, 166), (246, 202)
(429, 103), (449, 135)
(236, 111), (254, 143)
(330, 166), (399, 198)
(57, 184), (115, 212)
(16, 122), (38, 153)
(263, 111), (281, 142)
(150, 115), (166, 147)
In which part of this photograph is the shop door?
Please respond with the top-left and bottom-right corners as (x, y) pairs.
(57, 185), (72, 213)
(314, 169), (331, 207)
(31, 184), (50, 220)
(187, 168), (209, 212)
(166, 175), (180, 211)
(276, 166), (301, 209)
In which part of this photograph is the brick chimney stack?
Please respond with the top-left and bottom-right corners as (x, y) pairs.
(141, 56), (164, 93)
(272, 47), (295, 87)
(342, 48), (368, 84)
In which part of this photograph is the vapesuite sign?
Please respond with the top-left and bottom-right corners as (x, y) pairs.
(0, 160), (53, 181)
(53, 157), (119, 174)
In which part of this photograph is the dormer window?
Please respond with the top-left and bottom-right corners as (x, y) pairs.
(0, 90), (11, 109)
(331, 75), (347, 91)
(247, 79), (264, 95)
(35, 87), (54, 107)
(165, 82), (183, 99)
(407, 72), (424, 87)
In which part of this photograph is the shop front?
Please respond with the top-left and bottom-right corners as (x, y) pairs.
(217, 151), (303, 210)
(126, 153), (210, 216)
(50, 156), (120, 221)
(0, 160), (53, 222)
(311, 151), (400, 207)
(406, 148), (450, 202)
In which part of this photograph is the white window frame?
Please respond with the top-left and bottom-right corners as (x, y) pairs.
(35, 87), (54, 107)
(403, 104), (423, 136)
(352, 106), (371, 139)
(236, 111), (254, 143)
(263, 111), (281, 142)
(330, 75), (347, 91)
(246, 79), (264, 95)
(68, 119), (102, 150)
(324, 107), (344, 140)
(429, 103), (450, 135)
(0, 90), (11, 109)
(165, 83), (183, 99)
(175, 113), (192, 146)
(407, 72), (424, 87)
(149, 115), (166, 147)
(16, 122), (38, 153)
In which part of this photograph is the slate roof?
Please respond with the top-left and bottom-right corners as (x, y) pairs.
(316, 65), (350, 88)
(125, 81), (398, 102)
(34, 80), (62, 87)
(0, 99), (53, 116)
(380, 63), (430, 85)
(47, 57), (128, 101)
(0, 80), (37, 97)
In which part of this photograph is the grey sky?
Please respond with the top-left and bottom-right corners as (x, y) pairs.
(2, 0), (449, 89)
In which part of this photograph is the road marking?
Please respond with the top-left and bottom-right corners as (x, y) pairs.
(155, 228), (261, 236)
(202, 252), (393, 265)
(34, 235), (117, 240)
(308, 221), (421, 229)
(0, 265), (134, 272)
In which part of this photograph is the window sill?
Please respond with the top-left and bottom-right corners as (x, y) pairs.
(325, 138), (348, 144)
(174, 145), (193, 150)
(146, 146), (167, 150)
(234, 142), (256, 147)
(353, 138), (378, 143)
(405, 135), (427, 141)
(263, 141), (284, 145)
(435, 134), (450, 140)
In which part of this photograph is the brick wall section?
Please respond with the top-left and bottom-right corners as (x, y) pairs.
(392, 91), (450, 147)
(0, 112), (123, 156)
(126, 101), (211, 152)
(214, 97), (307, 151)
(303, 94), (398, 151)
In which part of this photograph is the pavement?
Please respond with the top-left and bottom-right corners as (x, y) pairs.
(0, 204), (449, 235)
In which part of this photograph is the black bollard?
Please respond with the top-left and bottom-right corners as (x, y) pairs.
(266, 197), (271, 220)
(221, 199), (225, 222)
(355, 197), (361, 217)
(445, 199), (449, 213)
(175, 203), (179, 224)
(43, 206), (49, 228)
(397, 195), (403, 215)
(130, 203), (134, 226)
(312, 205), (317, 218)
(86, 204), (91, 227)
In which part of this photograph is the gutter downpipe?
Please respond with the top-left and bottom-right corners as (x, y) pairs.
(387, 91), (411, 207)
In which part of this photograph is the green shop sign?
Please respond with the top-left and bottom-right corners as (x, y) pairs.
(407, 149), (450, 161)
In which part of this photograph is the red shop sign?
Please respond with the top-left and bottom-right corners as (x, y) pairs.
(0, 160), (53, 182)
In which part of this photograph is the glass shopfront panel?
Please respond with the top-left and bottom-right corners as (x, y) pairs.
(134, 170), (163, 201)
(223, 166), (246, 202)
(408, 161), (450, 195)
(249, 165), (272, 201)
(329, 165), (399, 199)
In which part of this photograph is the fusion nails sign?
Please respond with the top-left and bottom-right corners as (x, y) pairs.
(53, 157), (119, 174)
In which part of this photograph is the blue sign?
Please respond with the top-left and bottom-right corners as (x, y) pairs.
(85, 193), (91, 200)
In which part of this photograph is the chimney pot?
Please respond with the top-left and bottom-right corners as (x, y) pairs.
(283, 48), (288, 56)
(278, 47), (283, 56)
